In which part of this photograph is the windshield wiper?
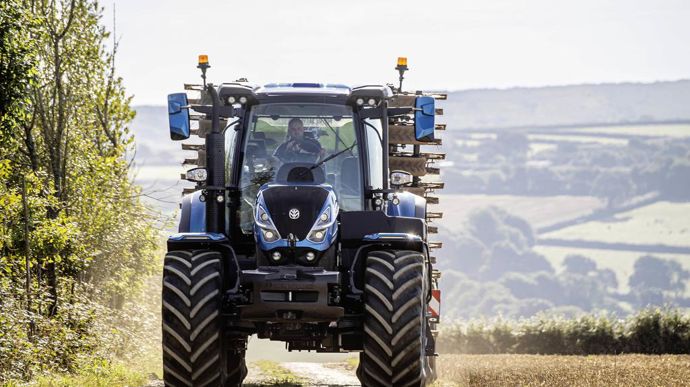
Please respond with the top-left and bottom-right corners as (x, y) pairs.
(320, 117), (354, 156)
(316, 143), (355, 168)
(297, 143), (357, 179)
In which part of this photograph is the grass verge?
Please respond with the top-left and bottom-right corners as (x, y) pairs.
(245, 360), (306, 386)
(2, 360), (149, 387)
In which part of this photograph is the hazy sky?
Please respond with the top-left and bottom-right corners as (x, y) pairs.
(102, 0), (690, 105)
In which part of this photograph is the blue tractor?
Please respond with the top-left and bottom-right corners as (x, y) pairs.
(163, 56), (445, 386)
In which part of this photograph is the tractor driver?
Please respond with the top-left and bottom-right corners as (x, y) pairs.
(273, 118), (325, 162)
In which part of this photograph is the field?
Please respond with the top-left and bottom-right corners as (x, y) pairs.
(434, 354), (690, 386)
(436, 195), (690, 295)
(541, 201), (690, 248)
(527, 133), (628, 145)
(436, 194), (604, 231)
(567, 123), (690, 138)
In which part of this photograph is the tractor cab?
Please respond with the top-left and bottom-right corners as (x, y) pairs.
(231, 84), (387, 268)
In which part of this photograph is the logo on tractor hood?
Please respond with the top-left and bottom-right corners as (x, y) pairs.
(288, 208), (300, 220)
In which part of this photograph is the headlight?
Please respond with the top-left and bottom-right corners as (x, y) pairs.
(256, 203), (281, 242)
(256, 205), (276, 229)
(305, 196), (338, 243)
(262, 228), (280, 243)
(313, 206), (336, 229)
(307, 228), (327, 243)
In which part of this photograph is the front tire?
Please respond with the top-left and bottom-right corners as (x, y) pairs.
(357, 250), (428, 387)
(162, 249), (246, 387)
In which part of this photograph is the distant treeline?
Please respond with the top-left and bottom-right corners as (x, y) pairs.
(438, 309), (690, 355)
(445, 132), (690, 206)
(437, 206), (690, 320)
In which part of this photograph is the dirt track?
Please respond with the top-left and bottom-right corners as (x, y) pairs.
(282, 362), (359, 386)
(147, 360), (360, 386)
(243, 361), (360, 386)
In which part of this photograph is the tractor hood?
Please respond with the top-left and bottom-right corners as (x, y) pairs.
(254, 183), (339, 254)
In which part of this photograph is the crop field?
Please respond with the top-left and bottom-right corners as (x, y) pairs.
(565, 123), (690, 138)
(437, 194), (604, 231)
(540, 201), (690, 248)
(433, 354), (690, 386)
(527, 133), (629, 145)
(528, 142), (557, 155)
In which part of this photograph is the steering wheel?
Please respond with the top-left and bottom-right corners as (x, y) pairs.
(274, 138), (322, 163)
(296, 138), (321, 153)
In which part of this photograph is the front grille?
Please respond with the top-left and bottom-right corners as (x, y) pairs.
(263, 186), (329, 240)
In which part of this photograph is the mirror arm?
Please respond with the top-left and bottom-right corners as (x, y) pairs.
(358, 106), (384, 119)
(387, 107), (414, 117)
(191, 104), (235, 118)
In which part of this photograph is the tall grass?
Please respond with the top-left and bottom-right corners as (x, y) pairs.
(438, 308), (690, 354)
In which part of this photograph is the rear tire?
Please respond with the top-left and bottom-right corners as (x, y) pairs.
(357, 250), (428, 387)
(162, 249), (246, 387)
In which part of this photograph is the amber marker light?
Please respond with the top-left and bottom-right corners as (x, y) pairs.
(395, 56), (409, 92)
(197, 55), (210, 86)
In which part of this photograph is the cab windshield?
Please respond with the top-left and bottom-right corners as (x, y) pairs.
(238, 103), (363, 234)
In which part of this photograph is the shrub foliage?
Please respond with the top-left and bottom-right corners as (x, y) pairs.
(1, 0), (159, 382)
(438, 309), (690, 355)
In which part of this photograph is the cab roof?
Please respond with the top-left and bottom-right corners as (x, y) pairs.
(255, 83), (351, 96)
(217, 82), (392, 105)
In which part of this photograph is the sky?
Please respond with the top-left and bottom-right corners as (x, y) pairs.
(102, 0), (690, 105)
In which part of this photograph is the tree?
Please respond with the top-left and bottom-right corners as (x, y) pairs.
(664, 160), (690, 200)
(629, 255), (690, 298)
(0, 0), (159, 379)
(3, 0), (158, 311)
(590, 170), (635, 208)
(439, 233), (487, 275)
(563, 254), (597, 275)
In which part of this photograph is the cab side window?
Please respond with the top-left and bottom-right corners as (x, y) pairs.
(365, 119), (383, 190)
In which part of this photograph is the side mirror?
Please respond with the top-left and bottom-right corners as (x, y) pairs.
(414, 96), (435, 142)
(168, 93), (190, 140)
(390, 170), (413, 188)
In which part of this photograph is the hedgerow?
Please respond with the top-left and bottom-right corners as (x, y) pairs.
(438, 308), (690, 354)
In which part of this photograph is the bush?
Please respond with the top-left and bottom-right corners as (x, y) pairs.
(623, 309), (690, 354)
(438, 308), (690, 355)
(0, 275), (162, 383)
